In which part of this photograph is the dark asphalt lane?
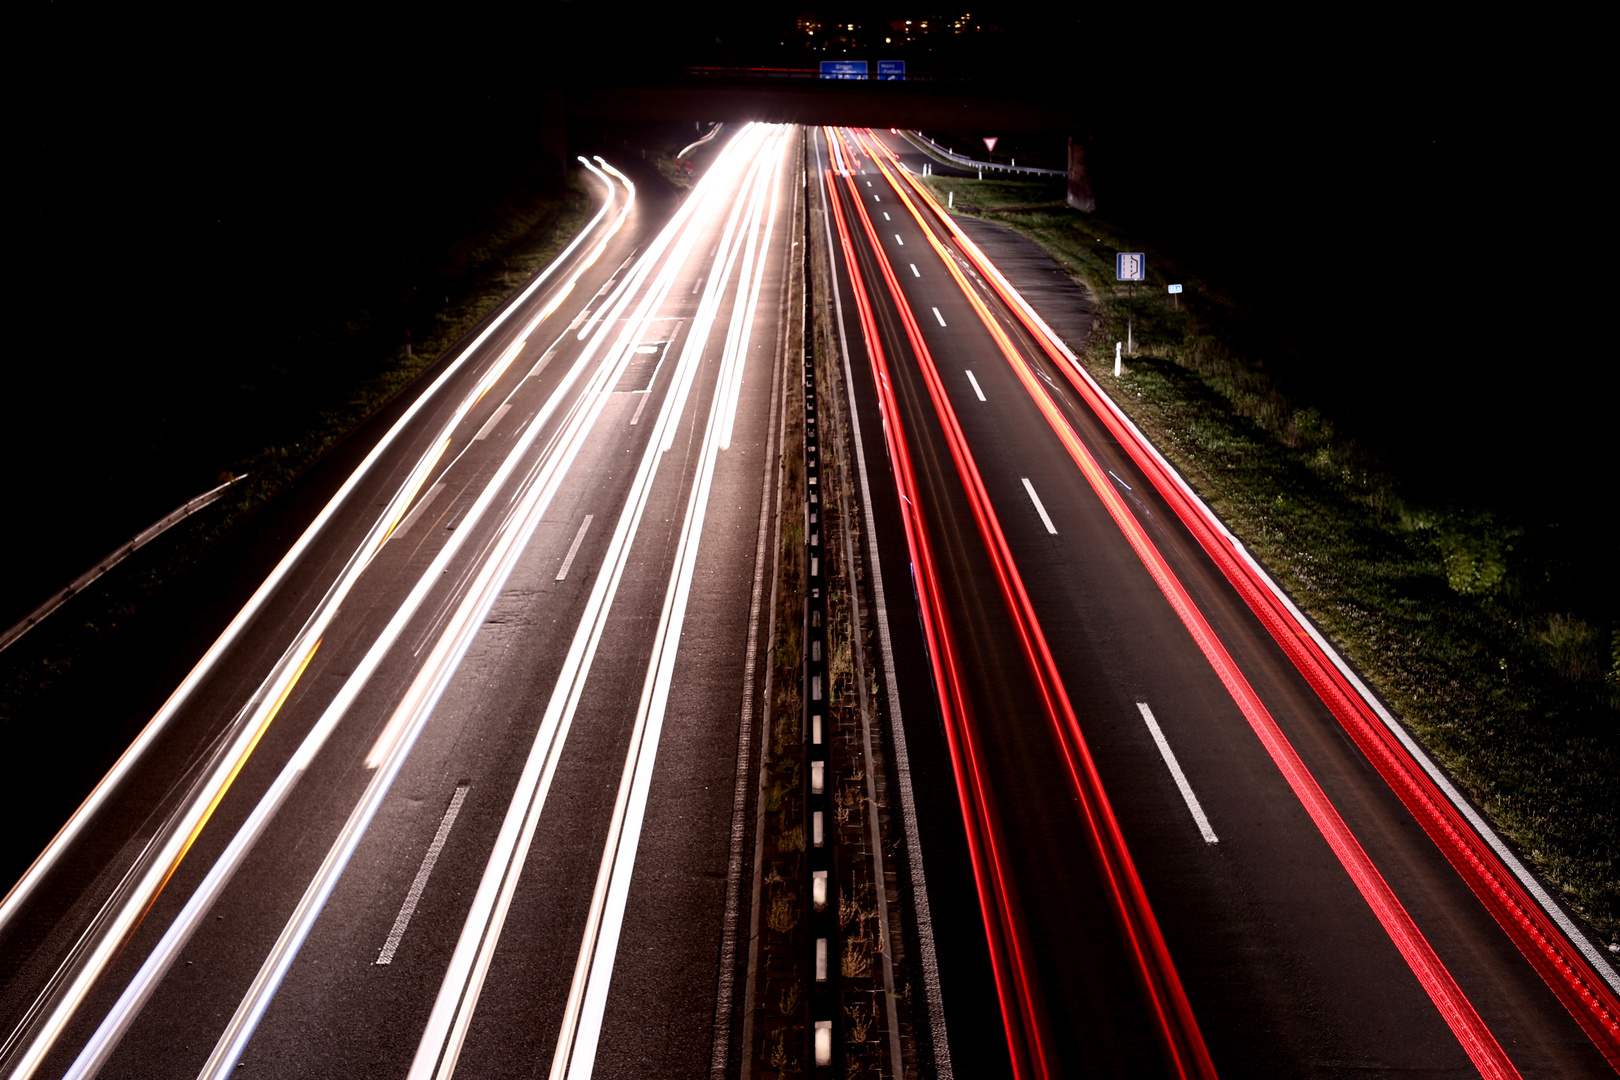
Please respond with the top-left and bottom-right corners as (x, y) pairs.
(18, 163), (663, 1077)
(8, 128), (801, 1080)
(824, 152), (1168, 1078)
(824, 127), (1612, 1078)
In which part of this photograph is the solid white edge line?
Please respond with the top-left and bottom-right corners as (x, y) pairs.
(1020, 478), (1058, 535)
(965, 371), (986, 402)
(953, 214), (1620, 990)
(555, 515), (594, 581)
(378, 785), (471, 965)
(1136, 704), (1217, 844)
(816, 129), (953, 1079)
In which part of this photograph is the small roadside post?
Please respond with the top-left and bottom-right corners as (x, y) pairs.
(1169, 282), (1183, 309)
(1115, 341), (1123, 377)
(1117, 252), (1146, 353)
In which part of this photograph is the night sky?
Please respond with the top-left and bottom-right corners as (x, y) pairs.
(8, 5), (1609, 623)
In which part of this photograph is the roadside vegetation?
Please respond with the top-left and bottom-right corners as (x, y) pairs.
(921, 172), (1620, 945)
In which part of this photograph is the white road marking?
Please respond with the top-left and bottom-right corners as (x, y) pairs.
(403, 126), (787, 1080)
(965, 371), (986, 402)
(377, 784), (470, 965)
(882, 211), (890, 221)
(1136, 703), (1218, 843)
(393, 483), (446, 540)
(1107, 469), (1133, 491)
(556, 515), (594, 581)
(629, 392), (652, 426)
(894, 234), (903, 246)
(473, 403), (511, 441)
(817, 133), (953, 1080)
(909, 263), (920, 277)
(1021, 478), (1058, 534)
(932, 307), (946, 327)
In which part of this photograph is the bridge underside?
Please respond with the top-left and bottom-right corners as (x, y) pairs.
(566, 82), (1077, 133)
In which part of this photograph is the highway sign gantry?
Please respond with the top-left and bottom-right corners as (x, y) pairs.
(820, 60), (868, 79)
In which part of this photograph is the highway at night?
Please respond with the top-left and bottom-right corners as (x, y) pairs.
(2, 123), (1616, 1080)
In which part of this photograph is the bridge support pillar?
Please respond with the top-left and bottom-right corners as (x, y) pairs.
(1067, 136), (1096, 212)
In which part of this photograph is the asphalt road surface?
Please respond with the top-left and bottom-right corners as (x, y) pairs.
(1, 125), (799, 1080)
(3, 123), (1617, 1080)
(814, 125), (1618, 1079)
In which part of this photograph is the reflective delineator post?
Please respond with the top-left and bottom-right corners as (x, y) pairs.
(1115, 341), (1123, 377)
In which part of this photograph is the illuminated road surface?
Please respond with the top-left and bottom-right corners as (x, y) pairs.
(815, 126), (1619, 1079)
(0, 125), (798, 1080)
(4, 122), (1617, 1080)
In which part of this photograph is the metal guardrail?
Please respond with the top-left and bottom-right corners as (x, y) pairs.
(0, 473), (248, 654)
(902, 130), (1065, 176)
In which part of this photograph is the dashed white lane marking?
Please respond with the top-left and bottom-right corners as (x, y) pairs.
(377, 784), (470, 965)
(474, 403), (512, 441)
(1137, 703), (1218, 843)
(629, 391), (653, 426)
(894, 234), (904, 246)
(883, 211), (891, 221)
(555, 515), (594, 581)
(932, 307), (947, 327)
(1021, 478), (1058, 535)
(965, 371), (986, 402)
(393, 483), (446, 540)
(866, 181), (873, 187)
(909, 263), (920, 277)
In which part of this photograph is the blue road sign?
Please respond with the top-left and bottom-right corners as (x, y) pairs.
(1168, 283), (1183, 294)
(820, 60), (868, 80)
(877, 60), (906, 81)
(1117, 253), (1146, 281)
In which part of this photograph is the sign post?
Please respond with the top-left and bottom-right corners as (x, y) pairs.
(1116, 252), (1146, 353)
(1168, 282), (1183, 309)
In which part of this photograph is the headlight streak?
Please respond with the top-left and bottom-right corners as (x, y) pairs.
(716, 136), (785, 451)
(188, 126), (775, 1080)
(40, 163), (639, 1080)
(548, 128), (788, 1080)
(0, 153), (625, 962)
(405, 124), (784, 1080)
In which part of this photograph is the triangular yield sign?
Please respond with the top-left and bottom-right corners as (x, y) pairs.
(982, 136), (999, 153)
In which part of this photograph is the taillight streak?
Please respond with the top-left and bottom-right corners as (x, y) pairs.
(837, 131), (1214, 1080)
(878, 135), (1620, 1069)
(823, 150), (1044, 1080)
(859, 128), (1532, 1080)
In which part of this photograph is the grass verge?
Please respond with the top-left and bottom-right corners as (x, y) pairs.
(922, 172), (1620, 945)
